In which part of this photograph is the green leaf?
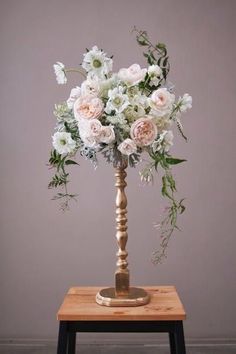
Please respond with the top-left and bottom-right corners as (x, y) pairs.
(166, 158), (187, 165)
(65, 160), (79, 166)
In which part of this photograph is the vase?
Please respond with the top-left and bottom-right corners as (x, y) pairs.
(96, 161), (150, 307)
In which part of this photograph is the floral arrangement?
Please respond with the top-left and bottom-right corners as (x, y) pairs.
(49, 28), (192, 263)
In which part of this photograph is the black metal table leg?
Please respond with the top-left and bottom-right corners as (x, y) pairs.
(57, 321), (69, 354)
(68, 332), (76, 354)
(169, 332), (177, 354)
(173, 321), (186, 354)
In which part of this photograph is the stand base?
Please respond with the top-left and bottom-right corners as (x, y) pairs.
(96, 287), (150, 307)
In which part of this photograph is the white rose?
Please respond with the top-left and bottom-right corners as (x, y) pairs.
(99, 126), (115, 144)
(79, 119), (102, 148)
(148, 65), (162, 86)
(67, 86), (81, 109)
(149, 88), (175, 117)
(118, 138), (137, 156)
(118, 64), (147, 87)
(81, 77), (100, 96)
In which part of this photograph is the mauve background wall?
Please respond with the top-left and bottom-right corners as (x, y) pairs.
(1, 0), (236, 341)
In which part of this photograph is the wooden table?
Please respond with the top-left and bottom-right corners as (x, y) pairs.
(57, 286), (186, 354)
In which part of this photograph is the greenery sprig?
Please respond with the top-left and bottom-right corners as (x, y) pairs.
(48, 149), (79, 211)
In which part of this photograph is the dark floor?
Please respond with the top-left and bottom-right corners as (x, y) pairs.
(0, 344), (236, 354)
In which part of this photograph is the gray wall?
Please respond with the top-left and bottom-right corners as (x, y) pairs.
(1, 0), (236, 340)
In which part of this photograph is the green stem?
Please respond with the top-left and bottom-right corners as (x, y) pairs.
(65, 68), (86, 78)
(133, 27), (161, 54)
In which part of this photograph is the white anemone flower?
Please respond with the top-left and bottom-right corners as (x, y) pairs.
(53, 62), (67, 84)
(52, 132), (76, 154)
(105, 86), (129, 114)
(82, 46), (113, 78)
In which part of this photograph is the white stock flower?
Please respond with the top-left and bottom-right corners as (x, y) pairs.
(52, 132), (76, 154)
(100, 126), (115, 144)
(105, 86), (129, 114)
(118, 138), (137, 156)
(153, 115), (172, 132)
(153, 130), (174, 152)
(118, 64), (147, 87)
(178, 93), (192, 112)
(149, 88), (175, 117)
(82, 46), (113, 78)
(67, 86), (81, 109)
(53, 62), (67, 84)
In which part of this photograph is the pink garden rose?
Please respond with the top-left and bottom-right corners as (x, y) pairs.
(130, 117), (158, 146)
(118, 64), (147, 87)
(118, 138), (137, 156)
(99, 126), (115, 144)
(149, 88), (175, 117)
(73, 95), (104, 120)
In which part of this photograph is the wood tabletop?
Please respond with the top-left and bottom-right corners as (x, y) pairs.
(57, 286), (186, 321)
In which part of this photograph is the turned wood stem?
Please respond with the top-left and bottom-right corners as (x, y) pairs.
(115, 163), (130, 297)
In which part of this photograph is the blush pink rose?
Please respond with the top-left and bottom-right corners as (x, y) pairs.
(73, 95), (104, 120)
(118, 138), (137, 156)
(130, 117), (158, 146)
(118, 64), (147, 87)
(149, 88), (175, 117)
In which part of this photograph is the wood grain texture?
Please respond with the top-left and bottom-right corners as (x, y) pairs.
(57, 286), (186, 321)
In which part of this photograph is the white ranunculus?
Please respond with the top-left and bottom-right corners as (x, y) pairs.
(179, 93), (192, 112)
(105, 86), (130, 114)
(99, 126), (115, 144)
(67, 86), (81, 109)
(53, 62), (67, 84)
(118, 64), (147, 87)
(52, 132), (76, 154)
(148, 64), (162, 77)
(118, 138), (137, 156)
(149, 88), (175, 117)
(82, 46), (113, 78)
